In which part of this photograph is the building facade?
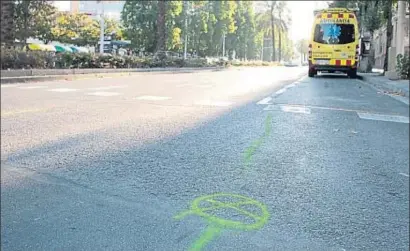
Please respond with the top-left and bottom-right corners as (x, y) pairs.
(372, 2), (409, 69)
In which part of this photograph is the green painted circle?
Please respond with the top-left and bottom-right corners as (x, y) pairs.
(190, 193), (269, 231)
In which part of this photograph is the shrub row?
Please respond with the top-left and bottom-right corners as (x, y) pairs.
(396, 54), (410, 80)
(1, 47), (281, 70)
(0, 48), (223, 70)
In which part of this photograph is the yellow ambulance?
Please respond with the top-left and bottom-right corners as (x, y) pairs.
(308, 8), (360, 78)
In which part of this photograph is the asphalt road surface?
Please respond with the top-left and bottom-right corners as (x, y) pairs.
(1, 67), (409, 251)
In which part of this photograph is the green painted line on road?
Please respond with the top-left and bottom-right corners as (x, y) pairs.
(243, 113), (272, 168)
(174, 193), (269, 251)
(188, 225), (221, 251)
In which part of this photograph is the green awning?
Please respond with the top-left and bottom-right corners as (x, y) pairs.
(54, 45), (73, 53)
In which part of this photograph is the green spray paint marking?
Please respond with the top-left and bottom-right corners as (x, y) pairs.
(174, 193), (269, 251)
(243, 113), (273, 168)
(188, 225), (221, 251)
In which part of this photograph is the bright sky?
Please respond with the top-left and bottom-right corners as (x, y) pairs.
(53, 1), (70, 11)
(288, 1), (329, 42)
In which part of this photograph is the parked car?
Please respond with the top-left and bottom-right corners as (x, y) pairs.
(284, 60), (300, 67)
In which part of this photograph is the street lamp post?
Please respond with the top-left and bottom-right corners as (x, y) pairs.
(99, 1), (105, 54)
(396, 1), (406, 56)
(222, 34), (226, 58)
(183, 1), (188, 59)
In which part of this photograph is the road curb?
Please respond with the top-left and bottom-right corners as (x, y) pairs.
(0, 67), (226, 84)
(358, 74), (409, 98)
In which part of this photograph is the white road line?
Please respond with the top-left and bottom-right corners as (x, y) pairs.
(18, 86), (47, 89)
(257, 97), (272, 105)
(280, 105), (311, 114)
(399, 173), (409, 177)
(275, 88), (287, 95)
(88, 85), (128, 91)
(297, 76), (307, 82)
(357, 112), (409, 124)
(195, 100), (233, 107)
(135, 95), (171, 101)
(48, 88), (78, 92)
(88, 91), (120, 97)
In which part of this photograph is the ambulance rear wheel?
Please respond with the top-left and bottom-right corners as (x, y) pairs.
(308, 69), (317, 77)
(348, 69), (357, 78)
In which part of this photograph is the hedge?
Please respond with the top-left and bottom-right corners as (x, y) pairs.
(0, 47), (283, 70)
(396, 54), (410, 80)
(0, 48), (227, 70)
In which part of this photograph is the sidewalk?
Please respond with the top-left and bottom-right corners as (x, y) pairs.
(359, 73), (409, 98)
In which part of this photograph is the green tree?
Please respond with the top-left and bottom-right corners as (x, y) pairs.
(296, 38), (309, 63)
(51, 13), (99, 46)
(185, 1), (211, 56)
(122, 1), (158, 52)
(32, 3), (58, 44)
(122, 1), (183, 53)
(104, 17), (124, 40)
(1, 1), (15, 45)
(156, 0), (167, 52)
(14, 0), (56, 44)
(166, 1), (183, 51)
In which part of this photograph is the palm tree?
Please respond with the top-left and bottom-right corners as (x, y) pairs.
(0, 1), (15, 46)
(269, 1), (277, 61)
(276, 1), (291, 62)
(256, 1), (289, 62)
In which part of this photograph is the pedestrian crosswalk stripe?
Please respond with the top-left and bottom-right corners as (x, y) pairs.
(18, 86), (47, 89)
(48, 88), (78, 92)
(88, 91), (120, 96)
(135, 95), (171, 101)
(1, 84), (19, 88)
(88, 85), (128, 91)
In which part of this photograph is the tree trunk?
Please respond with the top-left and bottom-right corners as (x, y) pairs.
(383, 1), (393, 74)
(23, 1), (30, 44)
(278, 13), (282, 62)
(278, 30), (282, 62)
(156, 0), (166, 52)
(0, 1), (15, 46)
(270, 4), (276, 62)
(363, 31), (376, 73)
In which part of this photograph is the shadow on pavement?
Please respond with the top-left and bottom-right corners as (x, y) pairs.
(2, 73), (408, 251)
